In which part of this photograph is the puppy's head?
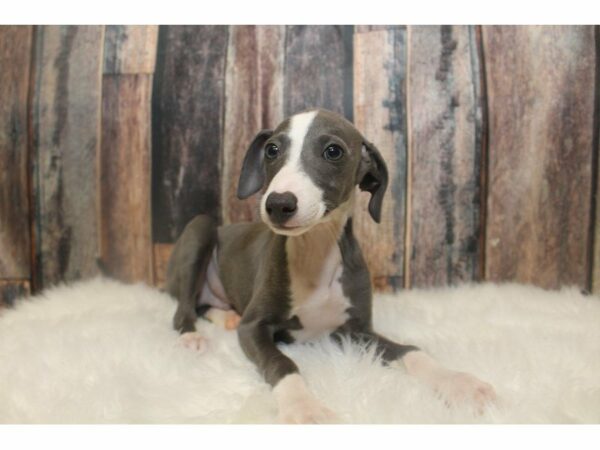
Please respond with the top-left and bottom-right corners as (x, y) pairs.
(237, 109), (388, 236)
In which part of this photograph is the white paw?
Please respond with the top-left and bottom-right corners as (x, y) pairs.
(434, 371), (496, 413)
(278, 396), (338, 424)
(179, 332), (208, 353)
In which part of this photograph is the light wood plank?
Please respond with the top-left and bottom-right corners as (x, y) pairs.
(100, 75), (153, 283)
(153, 243), (173, 289)
(31, 25), (104, 288)
(353, 28), (408, 291)
(406, 25), (484, 287)
(103, 25), (159, 74)
(221, 25), (285, 224)
(483, 26), (595, 290)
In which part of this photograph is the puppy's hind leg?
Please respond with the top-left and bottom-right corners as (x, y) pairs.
(166, 215), (218, 347)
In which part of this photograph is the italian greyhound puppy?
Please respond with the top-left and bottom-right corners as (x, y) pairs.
(166, 109), (496, 423)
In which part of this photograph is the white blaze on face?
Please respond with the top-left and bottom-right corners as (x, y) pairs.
(260, 110), (327, 235)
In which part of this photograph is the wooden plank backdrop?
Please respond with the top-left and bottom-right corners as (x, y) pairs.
(0, 26), (32, 304)
(0, 25), (598, 300)
(353, 27), (408, 291)
(406, 25), (484, 287)
(100, 25), (158, 284)
(483, 26), (595, 290)
(30, 25), (104, 289)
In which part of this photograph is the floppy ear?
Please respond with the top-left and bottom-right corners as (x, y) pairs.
(237, 130), (273, 199)
(357, 140), (388, 223)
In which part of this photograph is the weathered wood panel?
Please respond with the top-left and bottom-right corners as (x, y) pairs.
(100, 75), (153, 283)
(355, 26), (404, 33)
(406, 25), (484, 287)
(152, 26), (229, 243)
(103, 25), (159, 74)
(353, 28), (407, 291)
(0, 280), (30, 308)
(31, 25), (104, 289)
(284, 25), (354, 118)
(153, 243), (173, 289)
(0, 26), (32, 279)
(221, 25), (285, 224)
(483, 26), (595, 290)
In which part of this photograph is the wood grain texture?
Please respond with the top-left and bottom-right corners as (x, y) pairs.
(406, 25), (484, 287)
(152, 26), (229, 243)
(100, 75), (153, 283)
(284, 25), (354, 118)
(353, 29), (407, 291)
(0, 26), (32, 279)
(221, 25), (285, 224)
(355, 25), (405, 33)
(103, 25), (159, 74)
(483, 26), (595, 290)
(153, 243), (173, 289)
(594, 26), (600, 295)
(31, 26), (104, 288)
(0, 280), (30, 308)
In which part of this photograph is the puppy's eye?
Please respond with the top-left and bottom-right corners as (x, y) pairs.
(323, 144), (344, 161)
(265, 144), (280, 160)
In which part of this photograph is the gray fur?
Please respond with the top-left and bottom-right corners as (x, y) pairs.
(167, 109), (417, 388)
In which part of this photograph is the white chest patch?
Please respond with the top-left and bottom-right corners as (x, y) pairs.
(287, 243), (351, 343)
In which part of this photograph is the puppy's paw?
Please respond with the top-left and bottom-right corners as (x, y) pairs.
(278, 396), (338, 424)
(179, 331), (209, 353)
(204, 307), (241, 331)
(434, 371), (496, 414)
(224, 310), (241, 330)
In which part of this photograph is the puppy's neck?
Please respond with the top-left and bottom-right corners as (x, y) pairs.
(285, 192), (355, 280)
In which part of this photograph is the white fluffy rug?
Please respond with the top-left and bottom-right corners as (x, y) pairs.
(0, 277), (599, 424)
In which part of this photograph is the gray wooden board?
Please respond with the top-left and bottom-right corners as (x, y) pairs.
(152, 25), (229, 243)
(283, 25), (354, 119)
(406, 25), (484, 287)
(30, 25), (104, 288)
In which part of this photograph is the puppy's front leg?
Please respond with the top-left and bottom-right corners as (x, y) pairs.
(333, 328), (496, 412)
(237, 321), (337, 424)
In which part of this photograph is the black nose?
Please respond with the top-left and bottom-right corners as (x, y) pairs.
(265, 191), (298, 225)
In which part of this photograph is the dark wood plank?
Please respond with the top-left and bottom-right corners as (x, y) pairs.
(353, 28), (407, 291)
(152, 26), (229, 243)
(483, 26), (595, 290)
(31, 26), (104, 289)
(0, 26), (32, 279)
(406, 25), (484, 288)
(283, 25), (354, 119)
(221, 25), (285, 224)
(0, 280), (30, 308)
(100, 75), (153, 283)
(103, 25), (159, 74)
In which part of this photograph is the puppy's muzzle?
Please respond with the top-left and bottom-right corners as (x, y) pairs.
(265, 191), (298, 226)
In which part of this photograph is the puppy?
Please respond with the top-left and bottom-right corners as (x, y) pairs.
(166, 108), (496, 423)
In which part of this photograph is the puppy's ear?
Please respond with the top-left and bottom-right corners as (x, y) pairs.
(237, 130), (273, 199)
(357, 141), (388, 223)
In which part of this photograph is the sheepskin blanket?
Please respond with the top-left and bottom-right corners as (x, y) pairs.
(0, 277), (598, 424)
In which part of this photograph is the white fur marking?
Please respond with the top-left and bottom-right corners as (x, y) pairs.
(402, 351), (497, 412)
(261, 111), (327, 234)
(289, 254), (350, 343)
(273, 373), (337, 424)
(179, 332), (208, 353)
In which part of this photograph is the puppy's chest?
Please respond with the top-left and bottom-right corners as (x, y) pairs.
(286, 246), (351, 342)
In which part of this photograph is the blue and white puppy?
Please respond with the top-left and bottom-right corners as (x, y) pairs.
(166, 109), (496, 423)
